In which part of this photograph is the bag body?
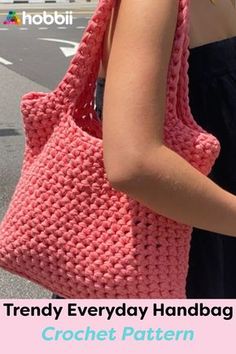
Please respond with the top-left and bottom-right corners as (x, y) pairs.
(0, 0), (220, 298)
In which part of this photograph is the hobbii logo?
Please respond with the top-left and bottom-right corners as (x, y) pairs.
(22, 11), (73, 26)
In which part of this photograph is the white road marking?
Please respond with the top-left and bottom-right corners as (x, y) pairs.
(0, 57), (12, 65)
(38, 38), (79, 57)
(0, 25), (86, 31)
(59, 46), (79, 57)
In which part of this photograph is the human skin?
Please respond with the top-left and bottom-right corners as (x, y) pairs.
(101, 0), (236, 237)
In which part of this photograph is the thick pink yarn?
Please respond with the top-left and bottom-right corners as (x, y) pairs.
(0, 0), (220, 298)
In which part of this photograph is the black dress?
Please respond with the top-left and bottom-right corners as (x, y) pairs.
(186, 36), (236, 298)
(52, 36), (236, 299)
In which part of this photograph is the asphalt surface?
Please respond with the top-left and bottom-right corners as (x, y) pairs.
(0, 5), (97, 298)
(0, 10), (94, 89)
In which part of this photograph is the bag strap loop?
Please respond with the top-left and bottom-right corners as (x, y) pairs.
(53, 0), (189, 119)
(165, 0), (189, 119)
(52, 0), (116, 108)
(176, 0), (207, 132)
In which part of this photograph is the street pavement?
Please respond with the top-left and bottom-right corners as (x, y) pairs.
(0, 0), (98, 10)
(0, 3), (98, 298)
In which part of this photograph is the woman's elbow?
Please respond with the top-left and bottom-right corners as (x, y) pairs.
(104, 142), (165, 191)
(104, 150), (145, 191)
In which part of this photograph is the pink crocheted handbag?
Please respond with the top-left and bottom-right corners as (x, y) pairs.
(0, 0), (220, 298)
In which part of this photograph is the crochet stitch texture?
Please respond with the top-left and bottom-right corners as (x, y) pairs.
(0, 0), (221, 298)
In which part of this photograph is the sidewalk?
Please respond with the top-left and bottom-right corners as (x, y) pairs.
(0, 0), (98, 10)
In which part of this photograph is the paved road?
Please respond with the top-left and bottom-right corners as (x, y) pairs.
(0, 6), (96, 298)
(0, 10), (93, 89)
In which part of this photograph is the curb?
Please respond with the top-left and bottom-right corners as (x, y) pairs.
(0, 0), (98, 5)
(2, 1), (74, 3)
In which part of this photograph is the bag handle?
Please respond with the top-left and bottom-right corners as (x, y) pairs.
(52, 0), (116, 109)
(175, 0), (206, 131)
(52, 0), (189, 117)
(165, 0), (189, 120)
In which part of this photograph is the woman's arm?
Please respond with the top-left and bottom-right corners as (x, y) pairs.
(99, 0), (121, 78)
(102, 0), (236, 237)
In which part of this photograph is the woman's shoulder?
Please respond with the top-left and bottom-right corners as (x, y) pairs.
(190, 0), (236, 48)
